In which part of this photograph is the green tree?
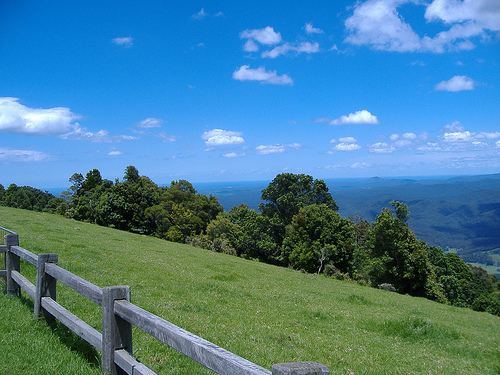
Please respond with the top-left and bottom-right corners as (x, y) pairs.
(282, 204), (356, 274)
(226, 204), (278, 262)
(367, 201), (439, 298)
(259, 173), (338, 246)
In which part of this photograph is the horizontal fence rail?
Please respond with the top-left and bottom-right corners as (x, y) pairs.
(2, 229), (330, 375)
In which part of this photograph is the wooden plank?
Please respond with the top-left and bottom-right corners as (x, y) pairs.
(115, 349), (157, 375)
(9, 246), (37, 266)
(0, 270), (6, 278)
(41, 296), (103, 351)
(44, 263), (103, 306)
(11, 270), (36, 299)
(114, 300), (272, 375)
(0, 245), (6, 253)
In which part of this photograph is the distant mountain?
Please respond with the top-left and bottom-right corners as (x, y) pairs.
(197, 174), (500, 273)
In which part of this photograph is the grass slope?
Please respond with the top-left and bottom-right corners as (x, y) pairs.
(1, 206), (499, 374)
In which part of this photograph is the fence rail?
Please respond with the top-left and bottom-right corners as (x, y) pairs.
(1, 228), (329, 375)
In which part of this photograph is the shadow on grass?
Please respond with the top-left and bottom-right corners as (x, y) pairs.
(17, 293), (101, 369)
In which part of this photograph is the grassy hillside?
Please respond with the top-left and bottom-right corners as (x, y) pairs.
(1, 206), (499, 374)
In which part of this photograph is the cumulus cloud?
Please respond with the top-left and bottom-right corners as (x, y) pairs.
(111, 37), (133, 47)
(201, 129), (245, 146)
(334, 143), (362, 151)
(305, 23), (324, 35)
(0, 147), (53, 162)
(240, 26), (282, 45)
(344, 0), (500, 53)
(435, 75), (475, 92)
(330, 110), (379, 125)
(368, 142), (396, 153)
(440, 121), (465, 132)
(0, 97), (81, 135)
(136, 118), (162, 129)
(232, 65), (293, 85)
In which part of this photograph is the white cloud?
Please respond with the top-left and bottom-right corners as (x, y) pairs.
(440, 120), (465, 132)
(136, 118), (162, 129)
(256, 144), (285, 155)
(261, 41), (320, 58)
(476, 131), (500, 140)
(111, 37), (133, 47)
(0, 147), (53, 162)
(223, 152), (246, 158)
(0, 97), (81, 135)
(60, 128), (138, 143)
(240, 26), (282, 45)
(394, 139), (413, 147)
(108, 151), (123, 156)
(305, 23), (324, 35)
(243, 39), (259, 52)
(192, 8), (224, 20)
(339, 136), (358, 143)
(444, 131), (475, 142)
(435, 75), (475, 92)
(255, 143), (302, 155)
(330, 110), (379, 125)
(157, 131), (178, 143)
(334, 143), (362, 151)
(201, 129), (245, 146)
(368, 142), (396, 153)
(232, 65), (293, 85)
(192, 8), (207, 20)
(344, 0), (500, 53)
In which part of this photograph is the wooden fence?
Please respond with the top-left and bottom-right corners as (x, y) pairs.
(1, 228), (330, 375)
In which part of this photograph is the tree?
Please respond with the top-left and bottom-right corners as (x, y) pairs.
(367, 201), (439, 298)
(281, 204), (356, 274)
(259, 173), (338, 245)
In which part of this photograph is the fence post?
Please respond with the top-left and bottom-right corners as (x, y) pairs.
(5, 233), (20, 296)
(102, 286), (133, 375)
(34, 253), (58, 321)
(272, 362), (330, 375)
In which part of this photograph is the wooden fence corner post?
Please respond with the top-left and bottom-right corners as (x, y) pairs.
(5, 233), (20, 296)
(272, 362), (330, 375)
(34, 253), (58, 321)
(102, 285), (132, 375)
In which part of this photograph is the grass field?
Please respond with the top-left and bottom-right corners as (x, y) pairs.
(1, 206), (499, 374)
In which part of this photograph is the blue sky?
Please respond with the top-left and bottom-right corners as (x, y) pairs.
(1, 0), (499, 188)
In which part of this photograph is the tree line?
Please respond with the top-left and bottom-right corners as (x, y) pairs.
(1, 166), (499, 316)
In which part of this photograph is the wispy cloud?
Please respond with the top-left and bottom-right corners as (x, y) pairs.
(111, 37), (133, 47)
(256, 143), (302, 155)
(0, 147), (54, 162)
(201, 129), (245, 146)
(223, 152), (246, 158)
(192, 8), (224, 20)
(60, 128), (138, 143)
(434, 76), (475, 92)
(136, 118), (162, 129)
(232, 65), (293, 85)
(305, 23), (324, 35)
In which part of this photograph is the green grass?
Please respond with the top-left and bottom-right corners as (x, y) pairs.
(1, 206), (500, 374)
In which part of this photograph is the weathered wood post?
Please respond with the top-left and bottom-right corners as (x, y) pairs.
(5, 233), (20, 296)
(272, 362), (330, 375)
(102, 286), (133, 375)
(34, 253), (58, 321)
